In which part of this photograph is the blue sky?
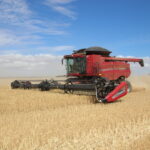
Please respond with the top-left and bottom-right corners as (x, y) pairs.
(0, 0), (150, 57)
(0, 0), (150, 76)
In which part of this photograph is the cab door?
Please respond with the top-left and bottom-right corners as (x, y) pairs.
(93, 62), (99, 75)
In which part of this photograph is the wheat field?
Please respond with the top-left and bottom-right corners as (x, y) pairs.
(0, 76), (150, 150)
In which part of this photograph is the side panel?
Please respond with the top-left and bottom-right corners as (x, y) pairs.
(99, 61), (114, 80)
(113, 62), (131, 79)
(99, 61), (131, 80)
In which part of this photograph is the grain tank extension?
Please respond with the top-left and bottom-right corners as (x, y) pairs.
(11, 47), (144, 103)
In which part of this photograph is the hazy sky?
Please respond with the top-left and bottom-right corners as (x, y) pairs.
(0, 0), (149, 77)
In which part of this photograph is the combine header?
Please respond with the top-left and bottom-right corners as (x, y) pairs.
(11, 47), (144, 103)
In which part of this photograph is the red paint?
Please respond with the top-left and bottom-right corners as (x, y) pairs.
(105, 81), (128, 102)
(65, 54), (143, 80)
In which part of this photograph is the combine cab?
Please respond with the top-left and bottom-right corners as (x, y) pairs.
(11, 46), (144, 103)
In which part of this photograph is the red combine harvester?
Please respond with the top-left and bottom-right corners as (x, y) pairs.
(11, 47), (144, 103)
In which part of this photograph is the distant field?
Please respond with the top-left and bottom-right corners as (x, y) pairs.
(0, 76), (150, 150)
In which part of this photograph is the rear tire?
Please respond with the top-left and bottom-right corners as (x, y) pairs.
(126, 80), (132, 93)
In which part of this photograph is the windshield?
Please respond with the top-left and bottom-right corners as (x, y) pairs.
(65, 57), (86, 74)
